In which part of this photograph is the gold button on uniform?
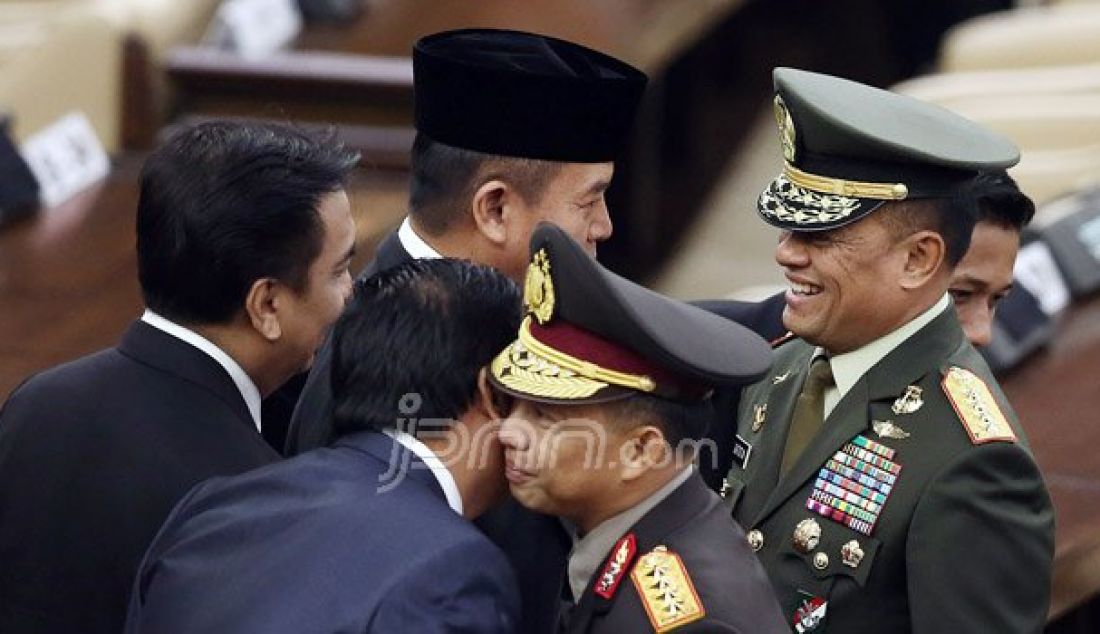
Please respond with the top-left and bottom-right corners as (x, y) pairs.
(747, 530), (764, 552)
(813, 552), (829, 570)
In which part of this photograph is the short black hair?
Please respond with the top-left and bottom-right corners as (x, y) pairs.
(880, 195), (974, 268)
(604, 393), (715, 450)
(331, 258), (521, 437)
(969, 170), (1035, 231)
(137, 121), (360, 325)
(408, 133), (563, 236)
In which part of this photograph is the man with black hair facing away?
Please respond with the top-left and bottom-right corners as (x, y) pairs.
(722, 68), (1053, 633)
(491, 223), (789, 633)
(0, 121), (359, 634)
(127, 259), (523, 633)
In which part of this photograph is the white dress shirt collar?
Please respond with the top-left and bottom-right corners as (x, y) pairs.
(140, 310), (262, 431)
(822, 293), (950, 417)
(397, 216), (443, 260)
(382, 428), (464, 515)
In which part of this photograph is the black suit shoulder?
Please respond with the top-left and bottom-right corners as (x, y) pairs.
(0, 322), (278, 634)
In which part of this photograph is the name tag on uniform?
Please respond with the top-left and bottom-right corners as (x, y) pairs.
(733, 434), (753, 470)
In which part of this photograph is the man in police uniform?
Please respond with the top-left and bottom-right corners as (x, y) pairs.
(722, 68), (1054, 633)
(492, 223), (788, 633)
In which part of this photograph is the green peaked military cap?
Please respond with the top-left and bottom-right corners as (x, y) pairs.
(490, 223), (772, 405)
(759, 67), (1021, 231)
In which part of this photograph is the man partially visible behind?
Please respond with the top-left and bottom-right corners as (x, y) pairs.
(948, 170), (1036, 347)
(127, 259), (522, 633)
(0, 122), (359, 634)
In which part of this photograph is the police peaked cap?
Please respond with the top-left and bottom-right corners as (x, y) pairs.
(414, 28), (648, 163)
(490, 223), (772, 405)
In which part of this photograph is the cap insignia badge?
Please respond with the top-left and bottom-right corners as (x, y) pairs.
(774, 96), (797, 163)
(892, 385), (923, 415)
(524, 248), (555, 324)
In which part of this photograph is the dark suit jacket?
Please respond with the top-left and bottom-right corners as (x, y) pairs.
(126, 431), (519, 633)
(565, 473), (788, 633)
(0, 321), (279, 634)
(725, 309), (1054, 632)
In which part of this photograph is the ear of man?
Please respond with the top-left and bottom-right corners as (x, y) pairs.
(898, 229), (947, 292)
(245, 278), (283, 341)
(618, 425), (671, 482)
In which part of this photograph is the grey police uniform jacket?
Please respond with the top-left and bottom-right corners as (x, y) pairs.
(723, 308), (1054, 633)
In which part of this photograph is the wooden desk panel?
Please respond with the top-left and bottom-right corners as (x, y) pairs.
(295, 0), (741, 75)
(1000, 298), (1100, 620)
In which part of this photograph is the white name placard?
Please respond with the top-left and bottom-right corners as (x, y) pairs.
(207, 0), (303, 60)
(20, 112), (111, 208)
(1014, 240), (1071, 315)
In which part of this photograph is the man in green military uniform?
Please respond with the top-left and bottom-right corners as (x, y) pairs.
(491, 223), (789, 633)
(722, 68), (1054, 633)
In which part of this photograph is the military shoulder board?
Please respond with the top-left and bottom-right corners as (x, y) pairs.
(631, 545), (705, 632)
(942, 366), (1016, 445)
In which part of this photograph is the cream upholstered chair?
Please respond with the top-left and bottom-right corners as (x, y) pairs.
(939, 4), (1100, 72)
(0, 7), (123, 151)
(893, 63), (1100, 108)
(0, 0), (222, 151)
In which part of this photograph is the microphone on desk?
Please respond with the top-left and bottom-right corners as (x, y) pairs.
(0, 115), (41, 229)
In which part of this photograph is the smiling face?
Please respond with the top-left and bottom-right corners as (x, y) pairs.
(775, 212), (915, 354)
(949, 221), (1021, 347)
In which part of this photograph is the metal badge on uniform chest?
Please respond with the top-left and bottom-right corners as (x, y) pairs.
(806, 435), (902, 535)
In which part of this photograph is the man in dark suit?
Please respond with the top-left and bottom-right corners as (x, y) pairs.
(283, 28), (648, 455)
(0, 121), (360, 634)
(490, 224), (788, 633)
(127, 259), (522, 633)
(722, 68), (1053, 633)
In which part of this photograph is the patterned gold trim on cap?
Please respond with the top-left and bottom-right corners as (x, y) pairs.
(759, 175), (861, 226)
(489, 317), (659, 401)
(524, 248), (555, 324)
(784, 163), (909, 201)
(519, 317), (657, 393)
(491, 337), (608, 401)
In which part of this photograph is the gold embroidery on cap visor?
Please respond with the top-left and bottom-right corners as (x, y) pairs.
(759, 164), (910, 228)
(759, 174), (862, 226)
(490, 316), (657, 401)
